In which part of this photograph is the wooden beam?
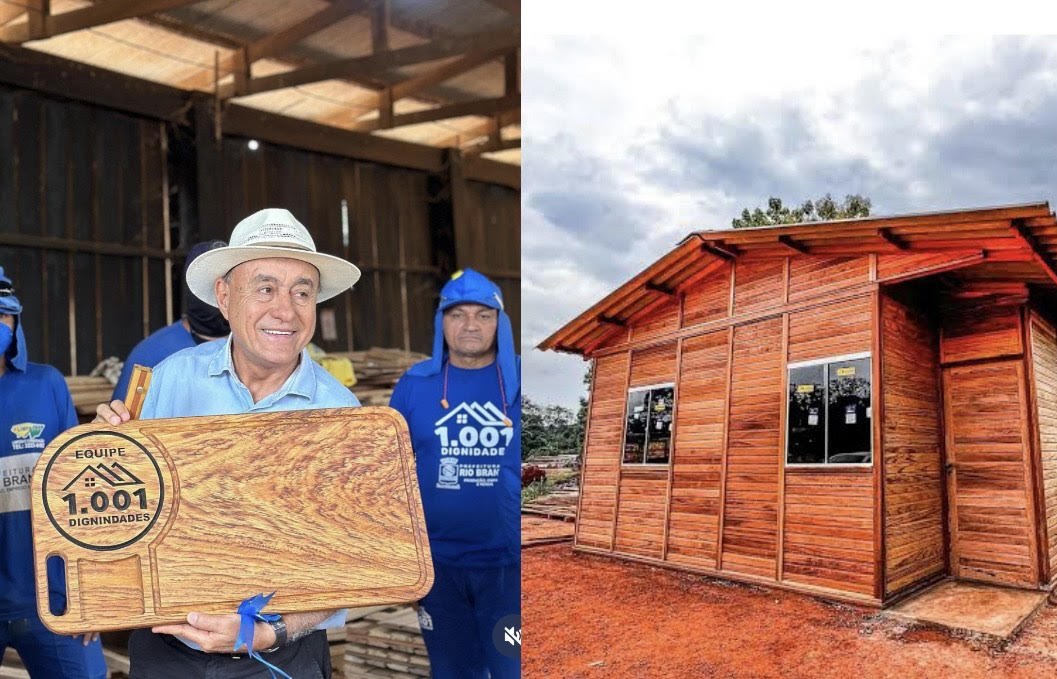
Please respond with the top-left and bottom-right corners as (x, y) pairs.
(222, 101), (445, 173)
(778, 235), (810, 254)
(354, 92), (519, 132)
(462, 155), (519, 190)
(176, 1), (367, 90)
(879, 227), (909, 250)
(1012, 218), (1057, 288)
(503, 48), (517, 95)
(0, 2), (26, 26)
(699, 241), (735, 260)
(392, 46), (507, 101)
(1, 0), (203, 43)
(369, 0), (388, 53)
(221, 26), (520, 99)
(254, 1), (365, 63)
(434, 110), (519, 148)
(645, 281), (676, 296)
(464, 130), (519, 156)
(0, 231), (181, 259)
(0, 42), (193, 123)
(320, 45), (509, 130)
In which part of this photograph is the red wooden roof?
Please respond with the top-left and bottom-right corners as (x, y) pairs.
(539, 202), (1057, 355)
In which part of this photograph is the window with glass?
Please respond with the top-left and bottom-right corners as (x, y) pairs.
(622, 384), (674, 465)
(786, 354), (871, 465)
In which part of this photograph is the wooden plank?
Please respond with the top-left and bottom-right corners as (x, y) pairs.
(610, 352), (633, 551)
(776, 313), (789, 581)
(1024, 308), (1050, 583)
(1, 0), (202, 43)
(223, 26), (520, 98)
(574, 357), (598, 549)
(661, 338), (682, 560)
(940, 304), (1023, 365)
(872, 290), (884, 600)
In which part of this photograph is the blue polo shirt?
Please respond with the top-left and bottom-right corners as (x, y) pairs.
(139, 335), (357, 641)
(140, 335), (358, 417)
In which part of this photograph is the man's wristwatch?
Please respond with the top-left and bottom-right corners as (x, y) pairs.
(262, 616), (288, 653)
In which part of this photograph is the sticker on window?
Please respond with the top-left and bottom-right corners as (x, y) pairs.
(797, 384), (815, 394)
(836, 366), (855, 377)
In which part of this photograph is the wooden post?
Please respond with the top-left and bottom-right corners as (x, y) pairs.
(610, 350), (633, 552)
(1022, 307), (1050, 584)
(160, 122), (173, 325)
(776, 313), (789, 581)
(872, 289), (886, 600)
(573, 357), (598, 548)
(782, 256), (790, 305)
(716, 325), (734, 570)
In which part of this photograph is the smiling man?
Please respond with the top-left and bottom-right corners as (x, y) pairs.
(95, 208), (361, 678)
(389, 269), (521, 679)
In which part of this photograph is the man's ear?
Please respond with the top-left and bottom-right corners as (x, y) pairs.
(214, 277), (231, 320)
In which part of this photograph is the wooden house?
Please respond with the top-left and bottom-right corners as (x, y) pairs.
(538, 203), (1057, 606)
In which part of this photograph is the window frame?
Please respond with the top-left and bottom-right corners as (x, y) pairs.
(785, 351), (873, 469)
(620, 381), (675, 467)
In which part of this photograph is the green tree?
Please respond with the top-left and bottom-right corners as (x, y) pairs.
(521, 395), (547, 460)
(732, 193), (871, 228)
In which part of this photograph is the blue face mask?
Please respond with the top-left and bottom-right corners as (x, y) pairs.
(0, 323), (11, 357)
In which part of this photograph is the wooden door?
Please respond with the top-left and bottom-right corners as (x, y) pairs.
(942, 359), (1039, 587)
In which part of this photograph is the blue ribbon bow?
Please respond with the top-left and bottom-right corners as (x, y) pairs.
(235, 592), (293, 679)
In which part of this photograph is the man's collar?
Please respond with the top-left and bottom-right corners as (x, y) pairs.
(208, 334), (315, 400)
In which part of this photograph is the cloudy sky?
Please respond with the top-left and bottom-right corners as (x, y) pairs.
(519, 24), (1057, 409)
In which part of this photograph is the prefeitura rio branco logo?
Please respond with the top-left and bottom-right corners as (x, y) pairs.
(41, 431), (166, 551)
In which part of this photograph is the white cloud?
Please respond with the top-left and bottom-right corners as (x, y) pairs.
(522, 33), (1057, 409)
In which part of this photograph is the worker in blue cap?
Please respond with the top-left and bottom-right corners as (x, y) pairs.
(111, 240), (231, 401)
(390, 269), (520, 678)
(0, 266), (107, 678)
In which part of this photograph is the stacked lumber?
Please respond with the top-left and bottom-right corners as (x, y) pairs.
(65, 375), (115, 416)
(521, 488), (579, 522)
(330, 348), (429, 407)
(344, 605), (431, 679)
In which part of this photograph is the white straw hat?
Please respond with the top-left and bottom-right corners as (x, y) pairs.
(185, 208), (361, 307)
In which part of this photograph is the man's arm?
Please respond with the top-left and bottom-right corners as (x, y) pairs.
(151, 609), (340, 654)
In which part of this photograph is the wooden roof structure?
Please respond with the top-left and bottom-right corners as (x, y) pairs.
(0, 0), (520, 162)
(540, 202), (1057, 355)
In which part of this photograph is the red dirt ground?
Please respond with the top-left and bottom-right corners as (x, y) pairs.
(523, 544), (1057, 678)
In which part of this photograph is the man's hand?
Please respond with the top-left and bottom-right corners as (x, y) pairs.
(75, 632), (100, 646)
(93, 399), (131, 425)
(152, 613), (276, 653)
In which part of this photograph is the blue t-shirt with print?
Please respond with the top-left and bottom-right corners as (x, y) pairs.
(389, 360), (520, 569)
(111, 321), (196, 402)
(1, 363), (78, 619)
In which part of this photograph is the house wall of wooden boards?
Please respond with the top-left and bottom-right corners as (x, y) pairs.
(0, 48), (519, 374)
(575, 252), (1057, 606)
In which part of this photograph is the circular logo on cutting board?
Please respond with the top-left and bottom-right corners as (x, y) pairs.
(41, 431), (165, 551)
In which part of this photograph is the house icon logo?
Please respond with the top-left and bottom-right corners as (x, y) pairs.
(434, 402), (508, 428)
(61, 462), (144, 491)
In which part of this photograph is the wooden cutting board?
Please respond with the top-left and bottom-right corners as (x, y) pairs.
(30, 406), (432, 634)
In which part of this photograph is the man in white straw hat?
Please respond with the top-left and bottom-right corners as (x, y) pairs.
(95, 207), (361, 678)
